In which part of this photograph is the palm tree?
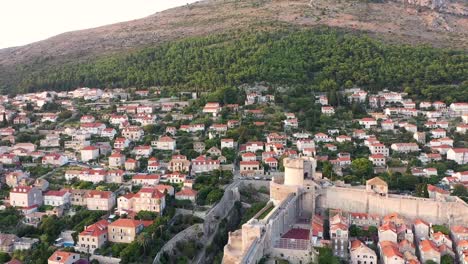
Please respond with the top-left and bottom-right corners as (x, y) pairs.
(137, 232), (151, 255)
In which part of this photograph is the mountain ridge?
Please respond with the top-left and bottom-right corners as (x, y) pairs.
(1, 0), (467, 64)
(0, 0), (467, 92)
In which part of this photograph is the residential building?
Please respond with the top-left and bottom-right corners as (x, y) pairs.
(147, 157), (160, 173)
(202, 102), (221, 116)
(359, 117), (377, 129)
(125, 158), (139, 171)
(132, 145), (152, 157)
(379, 241), (404, 264)
(47, 250), (80, 264)
(447, 148), (468, 164)
(379, 222), (398, 243)
(369, 154), (386, 167)
(414, 219), (430, 240)
(77, 220), (109, 253)
(221, 138), (235, 149)
(10, 186), (43, 208)
(239, 161), (262, 176)
(191, 155), (220, 174)
(390, 143), (419, 153)
(6, 171), (30, 188)
(117, 187), (165, 214)
(114, 137), (130, 150)
(0, 234), (19, 253)
(321, 106), (335, 115)
(152, 136), (176, 151)
(85, 190), (115, 211)
(42, 153), (68, 166)
(175, 188), (198, 202)
(132, 174), (160, 186)
(108, 152), (125, 168)
(369, 143), (390, 157)
(168, 154), (190, 172)
(349, 239), (377, 264)
(122, 126), (143, 141)
(109, 219), (152, 244)
(80, 146), (99, 162)
(43, 190), (71, 207)
(419, 239), (440, 264)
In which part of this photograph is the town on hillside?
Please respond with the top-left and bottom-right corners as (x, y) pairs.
(0, 85), (466, 264)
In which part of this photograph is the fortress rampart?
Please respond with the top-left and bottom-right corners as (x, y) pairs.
(319, 186), (468, 225)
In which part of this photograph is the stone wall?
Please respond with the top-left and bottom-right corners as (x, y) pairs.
(90, 255), (121, 264)
(153, 224), (203, 264)
(319, 187), (468, 225)
(203, 181), (241, 238)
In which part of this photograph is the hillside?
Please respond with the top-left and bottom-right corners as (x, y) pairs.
(0, 0), (467, 93)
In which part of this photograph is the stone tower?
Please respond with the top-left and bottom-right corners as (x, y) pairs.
(283, 156), (317, 186)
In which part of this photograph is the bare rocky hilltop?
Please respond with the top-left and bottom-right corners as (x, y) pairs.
(0, 0), (466, 68)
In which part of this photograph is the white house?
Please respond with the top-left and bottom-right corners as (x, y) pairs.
(359, 118), (377, 129)
(43, 190), (71, 207)
(42, 153), (68, 166)
(152, 136), (176, 151)
(202, 102), (221, 116)
(81, 146), (100, 162)
(191, 155), (220, 174)
(369, 143), (389, 157)
(450, 102), (468, 116)
(321, 106), (335, 115)
(447, 148), (468, 164)
(369, 154), (386, 167)
(221, 138), (235, 149)
(391, 143), (419, 153)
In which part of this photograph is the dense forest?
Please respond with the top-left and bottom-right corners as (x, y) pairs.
(2, 28), (467, 97)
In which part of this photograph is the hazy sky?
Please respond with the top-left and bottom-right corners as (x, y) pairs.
(0, 0), (199, 49)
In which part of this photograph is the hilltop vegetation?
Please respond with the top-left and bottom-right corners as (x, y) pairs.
(6, 28), (468, 98)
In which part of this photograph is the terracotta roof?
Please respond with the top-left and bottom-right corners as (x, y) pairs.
(44, 190), (69, 197)
(85, 190), (113, 199)
(379, 222), (397, 233)
(366, 177), (388, 187)
(281, 228), (310, 240)
(176, 188), (198, 197)
(48, 251), (79, 263)
(381, 244), (402, 258)
(419, 239), (440, 253)
(109, 219), (152, 228)
(80, 219), (109, 237)
(135, 188), (164, 199)
(414, 218), (430, 226)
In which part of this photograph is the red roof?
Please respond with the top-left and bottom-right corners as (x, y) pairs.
(44, 190), (69, 197)
(82, 146), (98, 151)
(133, 174), (160, 180)
(135, 188), (164, 199)
(240, 161), (260, 166)
(86, 190), (113, 199)
(281, 228), (310, 240)
(109, 219), (153, 228)
(176, 188), (198, 197)
(80, 219), (109, 237)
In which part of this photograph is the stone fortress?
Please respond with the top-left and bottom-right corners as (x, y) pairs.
(222, 156), (468, 264)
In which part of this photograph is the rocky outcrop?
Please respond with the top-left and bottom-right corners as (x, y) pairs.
(398, 0), (447, 10)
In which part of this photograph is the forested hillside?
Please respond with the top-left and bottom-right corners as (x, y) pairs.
(6, 28), (467, 100)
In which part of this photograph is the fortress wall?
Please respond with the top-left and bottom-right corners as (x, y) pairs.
(320, 187), (468, 225)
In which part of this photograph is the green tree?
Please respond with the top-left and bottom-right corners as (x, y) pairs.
(432, 225), (450, 235)
(452, 184), (468, 197)
(322, 161), (333, 179)
(137, 232), (151, 255)
(441, 255), (454, 264)
(351, 158), (373, 179)
(0, 252), (11, 263)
